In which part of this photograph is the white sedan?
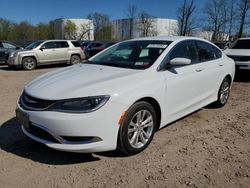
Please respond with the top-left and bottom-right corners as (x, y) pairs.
(16, 36), (235, 155)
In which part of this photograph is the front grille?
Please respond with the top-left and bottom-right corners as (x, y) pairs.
(228, 55), (250, 62)
(19, 92), (56, 111)
(24, 124), (60, 143)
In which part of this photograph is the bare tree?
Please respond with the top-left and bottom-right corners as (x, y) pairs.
(227, 0), (236, 39)
(177, 0), (196, 36)
(237, 0), (250, 38)
(125, 4), (138, 38)
(203, 0), (228, 41)
(138, 11), (157, 37)
(78, 21), (92, 40)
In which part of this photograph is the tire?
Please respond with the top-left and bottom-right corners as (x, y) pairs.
(22, 57), (37, 70)
(213, 77), (231, 107)
(70, 55), (81, 65)
(118, 101), (157, 155)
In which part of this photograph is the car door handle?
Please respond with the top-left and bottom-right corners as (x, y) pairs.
(195, 68), (204, 72)
(219, 64), (223, 67)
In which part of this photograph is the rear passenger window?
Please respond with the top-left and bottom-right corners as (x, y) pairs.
(169, 41), (198, 64)
(57, 41), (69, 48)
(196, 41), (216, 62)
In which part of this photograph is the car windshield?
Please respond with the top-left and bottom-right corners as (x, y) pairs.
(87, 40), (171, 69)
(230, 39), (250, 49)
(25, 41), (44, 50)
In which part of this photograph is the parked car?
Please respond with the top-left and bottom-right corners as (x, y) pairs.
(0, 41), (22, 64)
(84, 42), (104, 58)
(86, 42), (117, 57)
(8, 40), (85, 70)
(16, 36), (235, 155)
(224, 38), (250, 70)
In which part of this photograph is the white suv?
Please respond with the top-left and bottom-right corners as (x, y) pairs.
(224, 38), (250, 70)
(8, 40), (85, 70)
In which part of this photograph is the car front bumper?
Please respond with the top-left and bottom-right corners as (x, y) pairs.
(235, 61), (250, 70)
(16, 98), (127, 153)
(7, 56), (20, 66)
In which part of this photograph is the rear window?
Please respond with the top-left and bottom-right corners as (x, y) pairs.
(71, 41), (81, 47)
(231, 39), (250, 49)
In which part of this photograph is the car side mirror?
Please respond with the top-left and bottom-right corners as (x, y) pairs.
(40, 46), (45, 51)
(169, 58), (191, 66)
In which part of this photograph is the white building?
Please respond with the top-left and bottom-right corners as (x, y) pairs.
(111, 18), (178, 40)
(53, 18), (94, 40)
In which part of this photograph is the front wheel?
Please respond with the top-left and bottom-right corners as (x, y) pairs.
(118, 101), (157, 155)
(214, 77), (231, 107)
(22, 57), (37, 70)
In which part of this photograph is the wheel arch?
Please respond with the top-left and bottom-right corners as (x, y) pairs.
(134, 97), (162, 131)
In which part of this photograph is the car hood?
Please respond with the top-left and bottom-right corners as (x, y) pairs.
(224, 49), (250, 56)
(25, 64), (143, 100)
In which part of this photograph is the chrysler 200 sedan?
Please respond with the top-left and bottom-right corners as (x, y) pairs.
(16, 36), (235, 155)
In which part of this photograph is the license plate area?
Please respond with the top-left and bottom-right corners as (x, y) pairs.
(16, 109), (29, 128)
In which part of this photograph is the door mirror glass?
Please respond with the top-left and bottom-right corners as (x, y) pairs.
(169, 58), (191, 66)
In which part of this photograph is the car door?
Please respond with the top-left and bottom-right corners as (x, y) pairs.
(37, 41), (58, 64)
(195, 41), (223, 97)
(162, 40), (212, 122)
(54, 41), (70, 61)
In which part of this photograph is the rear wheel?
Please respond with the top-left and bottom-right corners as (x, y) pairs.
(22, 57), (36, 70)
(214, 77), (231, 107)
(70, 55), (81, 65)
(118, 101), (157, 155)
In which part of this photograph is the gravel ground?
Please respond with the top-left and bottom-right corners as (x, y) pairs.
(0, 64), (249, 188)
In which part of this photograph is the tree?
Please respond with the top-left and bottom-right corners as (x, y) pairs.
(138, 11), (157, 37)
(227, 0), (237, 39)
(125, 4), (138, 39)
(177, 0), (196, 36)
(237, 0), (250, 38)
(34, 22), (49, 40)
(203, 0), (228, 41)
(0, 18), (13, 40)
(64, 20), (77, 40)
(78, 21), (92, 40)
(12, 21), (34, 43)
(87, 13), (111, 40)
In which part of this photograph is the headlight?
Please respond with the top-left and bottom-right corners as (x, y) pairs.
(49, 95), (110, 113)
(10, 52), (17, 58)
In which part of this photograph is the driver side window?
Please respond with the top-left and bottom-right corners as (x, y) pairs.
(42, 42), (57, 49)
(169, 41), (199, 64)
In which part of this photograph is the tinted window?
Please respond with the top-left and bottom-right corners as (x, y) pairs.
(196, 41), (216, 62)
(0, 42), (3, 48)
(231, 39), (250, 49)
(169, 41), (198, 64)
(43, 42), (57, 49)
(57, 41), (69, 48)
(71, 41), (80, 47)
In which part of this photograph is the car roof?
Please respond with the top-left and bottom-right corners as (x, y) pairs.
(129, 36), (202, 42)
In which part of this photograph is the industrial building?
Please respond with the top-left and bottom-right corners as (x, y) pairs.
(53, 18), (94, 40)
(111, 18), (178, 40)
